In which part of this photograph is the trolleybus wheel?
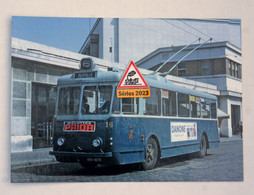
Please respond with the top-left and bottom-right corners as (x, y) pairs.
(198, 135), (207, 158)
(142, 137), (158, 170)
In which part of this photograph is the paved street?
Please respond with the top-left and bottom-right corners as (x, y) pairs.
(11, 140), (243, 182)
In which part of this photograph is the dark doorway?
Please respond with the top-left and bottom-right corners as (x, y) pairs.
(231, 105), (241, 135)
(32, 83), (57, 148)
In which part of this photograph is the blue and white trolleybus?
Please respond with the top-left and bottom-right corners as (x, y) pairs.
(49, 57), (219, 170)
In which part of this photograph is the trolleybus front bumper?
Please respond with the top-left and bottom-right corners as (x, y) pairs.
(49, 151), (113, 158)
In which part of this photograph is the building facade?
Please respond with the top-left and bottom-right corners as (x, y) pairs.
(11, 38), (83, 152)
(79, 18), (241, 66)
(79, 18), (242, 137)
(136, 41), (242, 137)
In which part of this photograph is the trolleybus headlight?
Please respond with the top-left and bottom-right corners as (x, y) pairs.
(92, 137), (103, 147)
(57, 137), (65, 146)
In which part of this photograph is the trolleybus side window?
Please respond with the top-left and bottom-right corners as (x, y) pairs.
(211, 101), (217, 119)
(144, 87), (161, 116)
(58, 87), (81, 115)
(178, 93), (190, 117)
(190, 96), (201, 118)
(122, 98), (139, 115)
(162, 90), (176, 116)
(201, 98), (210, 118)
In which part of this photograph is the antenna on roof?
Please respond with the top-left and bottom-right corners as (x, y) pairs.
(151, 38), (201, 75)
(160, 38), (212, 77)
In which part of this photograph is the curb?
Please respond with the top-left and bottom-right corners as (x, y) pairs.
(220, 139), (242, 143)
(219, 136), (242, 143)
(11, 159), (57, 169)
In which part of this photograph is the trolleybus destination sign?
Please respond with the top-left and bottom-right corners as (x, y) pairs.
(117, 61), (150, 98)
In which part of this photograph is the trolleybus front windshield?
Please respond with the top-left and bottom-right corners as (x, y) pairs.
(57, 85), (112, 115)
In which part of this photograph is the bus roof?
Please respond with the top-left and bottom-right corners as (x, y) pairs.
(58, 68), (217, 101)
(58, 70), (122, 84)
(144, 74), (217, 100)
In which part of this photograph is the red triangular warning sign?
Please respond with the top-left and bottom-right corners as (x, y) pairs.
(118, 61), (149, 89)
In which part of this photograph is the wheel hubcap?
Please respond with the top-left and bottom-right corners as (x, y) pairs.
(201, 137), (206, 154)
(146, 143), (154, 162)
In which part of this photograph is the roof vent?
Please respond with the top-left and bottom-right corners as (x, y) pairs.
(80, 57), (96, 71)
(107, 67), (120, 72)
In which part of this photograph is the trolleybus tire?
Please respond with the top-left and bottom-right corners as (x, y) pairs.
(197, 134), (207, 158)
(142, 137), (158, 170)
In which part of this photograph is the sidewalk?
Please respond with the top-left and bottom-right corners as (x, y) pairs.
(11, 147), (56, 168)
(11, 135), (243, 168)
(219, 135), (243, 142)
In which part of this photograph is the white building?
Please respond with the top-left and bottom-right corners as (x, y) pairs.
(136, 41), (242, 137)
(11, 38), (82, 152)
(79, 18), (242, 137)
(79, 18), (241, 65)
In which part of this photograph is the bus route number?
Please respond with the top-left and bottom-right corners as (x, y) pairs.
(117, 88), (150, 98)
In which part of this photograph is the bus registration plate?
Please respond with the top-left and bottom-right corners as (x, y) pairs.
(63, 121), (96, 132)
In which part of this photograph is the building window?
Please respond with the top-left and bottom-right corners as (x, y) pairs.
(13, 100), (26, 116)
(178, 63), (186, 76)
(228, 60), (241, 79)
(202, 60), (211, 75)
(232, 62), (235, 77)
(13, 81), (26, 99)
(235, 64), (239, 78)
(229, 62), (232, 76)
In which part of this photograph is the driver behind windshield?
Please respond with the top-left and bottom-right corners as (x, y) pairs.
(97, 93), (111, 113)
(81, 96), (90, 114)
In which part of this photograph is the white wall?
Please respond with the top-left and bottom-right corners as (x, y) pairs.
(105, 18), (242, 65)
(102, 18), (119, 63)
(219, 98), (232, 137)
(93, 19), (104, 59)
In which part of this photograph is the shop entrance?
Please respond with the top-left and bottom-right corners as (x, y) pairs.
(32, 83), (57, 148)
(231, 105), (241, 135)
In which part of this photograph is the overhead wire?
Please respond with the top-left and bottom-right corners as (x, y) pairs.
(160, 38), (213, 77)
(151, 38), (201, 75)
(161, 19), (201, 39)
(158, 18), (217, 77)
(123, 19), (193, 44)
(176, 19), (217, 41)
